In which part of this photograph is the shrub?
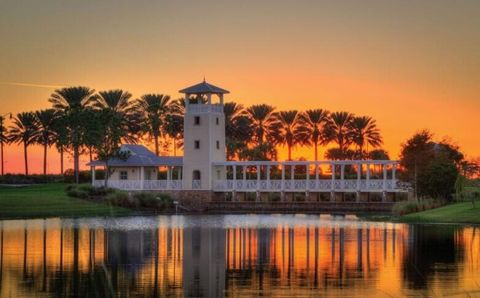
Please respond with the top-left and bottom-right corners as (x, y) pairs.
(106, 191), (135, 208)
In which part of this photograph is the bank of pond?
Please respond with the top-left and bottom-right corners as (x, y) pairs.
(0, 183), (479, 224)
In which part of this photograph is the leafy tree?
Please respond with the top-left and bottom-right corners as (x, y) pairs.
(136, 94), (171, 156)
(325, 148), (355, 160)
(325, 111), (354, 159)
(8, 112), (39, 175)
(297, 109), (330, 161)
(350, 116), (382, 158)
(368, 149), (390, 160)
(49, 86), (96, 183)
(239, 143), (277, 161)
(400, 130), (463, 200)
(35, 109), (57, 176)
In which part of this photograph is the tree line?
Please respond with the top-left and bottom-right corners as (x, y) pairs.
(0, 86), (388, 183)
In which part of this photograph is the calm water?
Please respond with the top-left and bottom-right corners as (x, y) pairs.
(0, 215), (479, 297)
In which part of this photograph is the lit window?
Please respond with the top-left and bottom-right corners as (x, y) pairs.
(120, 171), (128, 180)
(194, 116), (200, 125)
(194, 140), (200, 149)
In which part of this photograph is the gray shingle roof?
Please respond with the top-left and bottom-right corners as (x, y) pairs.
(179, 80), (229, 94)
(87, 144), (183, 167)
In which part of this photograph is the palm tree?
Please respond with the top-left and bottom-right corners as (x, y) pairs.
(8, 112), (39, 175)
(297, 109), (330, 161)
(350, 116), (382, 158)
(136, 94), (171, 156)
(49, 86), (96, 183)
(245, 104), (278, 145)
(325, 111), (355, 159)
(51, 114), (68, 175)
(164, 114), (184, 156)
(224, 102), (252, 160)
(35, 109), (57, 176)
(0, 114), (11, 175)
(275, 110), (302, 160)
(93, 89), (141, 144)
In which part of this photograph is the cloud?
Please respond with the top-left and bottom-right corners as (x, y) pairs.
(0, 81), (64, 89)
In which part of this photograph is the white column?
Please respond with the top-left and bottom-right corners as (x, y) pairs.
(243, 165), (246, 191)
(281, 164), (285, 192)
(267, 165), (271, 190)
(306, 163), (310, 191)
(167, 166), (171, 190)
(315, 162), (319, 190)
(291, 165), (295, 190)
(366, 163), (370, 190)
(392, 164), (397, 184)
(140, 166), (144, 190)
(91, 166), (96, 186)
(383, 163), (387, 191)
(331, 163), (336, 191)
(233, 165), (237, 190)
(357, 163), (361, 191)
(340, 164), (345, 190)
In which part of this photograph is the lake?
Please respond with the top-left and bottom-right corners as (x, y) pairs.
(0, 215), (478, 297)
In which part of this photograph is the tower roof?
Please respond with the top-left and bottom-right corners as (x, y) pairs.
(179, 80), (229, 95)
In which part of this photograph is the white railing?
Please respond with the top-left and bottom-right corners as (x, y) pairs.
(212, 179), (399, 192)
(93, 179), (182, 191)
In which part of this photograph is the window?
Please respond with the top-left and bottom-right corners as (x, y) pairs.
(194, 140), (200, 149)
(216, 140), (220, 149)
(193, 170), (201, 180)
(194, 116), (200, 125)
(216, 117), (219, 125)
(120, 171), (128, 180)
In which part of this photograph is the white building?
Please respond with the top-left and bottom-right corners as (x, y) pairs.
(89, 80), (407, 202)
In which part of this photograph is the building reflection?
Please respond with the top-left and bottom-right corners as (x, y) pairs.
(0, 218), (478, 297)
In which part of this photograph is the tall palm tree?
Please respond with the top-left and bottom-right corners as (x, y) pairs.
(224, 102), (252, 160)
(275, 110), (302, 160)
(325, 111), (355, 160)
(297, 109), (330, 161)
(164, 113), (184, 156)
(35, 109), (57, 176)
(8, 112), (39, 175)
(49, 86), (96, 183)
(51, 114), (68, 175)
(350, 116), (383, 158)
(0, 114), (11, 175)
(92, 89), (141, 144)
(136, 94), (171, 156)
(245, 104), (278, 145)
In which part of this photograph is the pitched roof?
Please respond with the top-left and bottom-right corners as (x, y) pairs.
(87, 144), (183, 167)
(179, 80), (229, 94)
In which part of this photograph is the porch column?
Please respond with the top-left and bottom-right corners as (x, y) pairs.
(366, 163), (370, 191)
(266, 165), (271, 190)
(91, 166), (96, 187)
(281, 164), (285, 201)
(256, 165), (260, 201)
(330, 163), (335, 201)
(315, 162), (319, 190)
(140, 166), (144, 190)
(306, 163), (310, 192)
(291, 165), (295, 190)
(382, 163), (387, 201)
(340, 164), (345, 190)
(243, 165), (246, 192)
(356, 163), (361, 202)
(392, 164), (397, 185)
(167, 166), (171, 190)
(233, 165), (237, 201)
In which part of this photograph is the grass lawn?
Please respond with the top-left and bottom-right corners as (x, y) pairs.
(400, 200), (480, 224)
(0, 183), (132, 219)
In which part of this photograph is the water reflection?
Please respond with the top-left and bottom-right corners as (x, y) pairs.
(0, 216), (478, 297)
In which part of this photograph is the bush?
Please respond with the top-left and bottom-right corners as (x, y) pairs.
(106, 191), (135, 208)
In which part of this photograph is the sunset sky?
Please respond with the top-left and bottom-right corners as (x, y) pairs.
(1, 0), (479, 174)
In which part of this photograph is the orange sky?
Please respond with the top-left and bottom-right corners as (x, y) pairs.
(0, 0), (479, 174)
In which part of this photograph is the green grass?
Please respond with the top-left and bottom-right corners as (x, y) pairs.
(400, 200), (480, 224)
(0, 183), (132, 219)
